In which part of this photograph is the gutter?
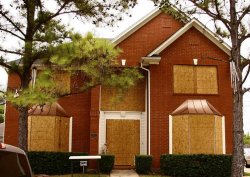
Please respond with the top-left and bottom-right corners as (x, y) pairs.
(140, 62), (151, 155)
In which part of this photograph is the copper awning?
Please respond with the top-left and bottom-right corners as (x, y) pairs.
(28, 102), (70, 117)
(171, 99), (222, 116)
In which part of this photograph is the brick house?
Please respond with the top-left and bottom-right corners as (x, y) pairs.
(4, 8), (233, 168)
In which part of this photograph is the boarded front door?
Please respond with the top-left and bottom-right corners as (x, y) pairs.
(106, 119), (140, 166)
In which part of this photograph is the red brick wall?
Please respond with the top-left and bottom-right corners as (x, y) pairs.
(89, 86), (100, 168)
(4, 103), (19, 145)
(117, 13), (183, 66)
(5, 73), (92, 153)
(89, 86), (100, 155)
(4, 74), (20, 145)
(4, 11), (233, 170)
(58, 92), (91, 153)
(150, 27), (233, 167)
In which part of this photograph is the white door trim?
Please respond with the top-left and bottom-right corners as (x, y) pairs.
(98, 111), (147, 154)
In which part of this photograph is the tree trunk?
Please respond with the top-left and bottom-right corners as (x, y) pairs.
(16, 0), (35, 152)
(232, 91), (244, 177)
(18, 106), (29, 152)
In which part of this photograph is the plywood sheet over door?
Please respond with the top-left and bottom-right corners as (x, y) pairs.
(106, 119), (140, 166)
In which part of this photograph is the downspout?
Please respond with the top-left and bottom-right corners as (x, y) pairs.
(98, 85), (102, 154)
(140, 62), (151, 155)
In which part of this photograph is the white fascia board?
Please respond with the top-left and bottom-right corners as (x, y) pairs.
(192, 19), (231, 56)
(148, 21), (193, 56)
(149, 18), (231, 57)
(112, 8), (161, 46)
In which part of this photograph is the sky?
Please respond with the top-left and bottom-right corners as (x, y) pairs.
(0, 0), (250, 133)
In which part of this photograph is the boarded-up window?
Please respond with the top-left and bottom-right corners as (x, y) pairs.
(196, 66), (218, 94)
(173, 65), (195, 94)
(101, 80), (145, 111)
(53, 72), (71, 94)
(173, 65), (218, 94)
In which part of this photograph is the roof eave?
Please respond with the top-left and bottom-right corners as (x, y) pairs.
(112, 8), (161, 46)
(141, 56), (161, 66)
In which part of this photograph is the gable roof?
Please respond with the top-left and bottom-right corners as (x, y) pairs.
(112, 8), (161, 45)
(148, 18), (231, 57)
(112, 7), (231, 59)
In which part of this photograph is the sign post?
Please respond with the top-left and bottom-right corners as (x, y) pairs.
(80, 161), (87, 174)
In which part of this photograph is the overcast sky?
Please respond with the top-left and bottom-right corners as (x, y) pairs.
(0, 0), (250, 133)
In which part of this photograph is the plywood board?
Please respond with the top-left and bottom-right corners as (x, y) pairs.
(189, 115), (214, 154)
(28, 116), (69, 152)
(171, 114), (224, 155)
(101, 80), (145, 111)
(172, 115), (189, 154)
(196, 66), (218, 94)
(59, 117), (70, 152)
(173, 65), (195, 94)
(106, 119), (140, 166)
(215, 116), (223, 154)
(53, 72), (71, 94)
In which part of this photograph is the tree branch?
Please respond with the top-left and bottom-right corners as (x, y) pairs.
(0, 27), (25, 41)
(241, 63), (250, 86)
(242, 87), (250, 94)
(0, 60), (22, 78)
(34, 2), (69, 33)
(0, 48), (23, 55)
(190, 0), (231, 31)
(238, 4), (250, 23)
(0, 11), (25, 37)
(240, 32), (250, 43)
(240, 58), (250, 70)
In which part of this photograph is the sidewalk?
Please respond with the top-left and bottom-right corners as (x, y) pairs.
(110, 170), (139, 177)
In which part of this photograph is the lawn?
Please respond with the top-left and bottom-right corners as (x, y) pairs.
(47, 175), (169, 177)
(245, 172), (250, 176)
(140, 175), (170, 177)
(49, 174), (108, 177)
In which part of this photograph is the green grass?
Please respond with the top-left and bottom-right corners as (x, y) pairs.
(139, 176), (169, 177)
(244, 172), (250, 176)
(49, 174), (108, 177)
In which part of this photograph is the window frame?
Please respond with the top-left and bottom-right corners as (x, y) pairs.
(172, 64), (219, 95)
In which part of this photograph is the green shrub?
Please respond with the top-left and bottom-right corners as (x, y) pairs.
(0, 114), (4, 123)
(0, 105), (4, 123)
(99, 155), (115, 173)
(135, 155), (152, 174)
(160, 154), (232, 177)
(0, 106), (4, 114)
(28, 151), (87, 175)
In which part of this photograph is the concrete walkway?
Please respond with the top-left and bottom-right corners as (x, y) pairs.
(110, 170), (139, 177)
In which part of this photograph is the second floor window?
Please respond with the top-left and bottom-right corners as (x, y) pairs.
(173, 65), (218, 94)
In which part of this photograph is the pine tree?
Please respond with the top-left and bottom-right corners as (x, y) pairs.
(0, 0), (142, 152)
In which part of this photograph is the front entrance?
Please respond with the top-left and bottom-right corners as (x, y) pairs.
(106, 119), (140, 166)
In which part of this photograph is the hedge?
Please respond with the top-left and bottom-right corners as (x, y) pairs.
(28, 151), (87, 175)
(135, 155), (152, 174)
(160, 154), (232, 177)
(100, 155), (115, 173)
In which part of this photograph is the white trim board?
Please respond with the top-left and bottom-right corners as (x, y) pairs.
(112, 8), (161, 45)
(169, 115), (173, 154)
(222, 116), (226, 154)
(149, 18), (231, 57)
